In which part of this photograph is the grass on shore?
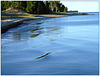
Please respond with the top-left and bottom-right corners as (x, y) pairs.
(1, 8), (89, 21)
(1, 14), (67, 20)
(1, 12), (89, 20)
(1, 13), (68, 20)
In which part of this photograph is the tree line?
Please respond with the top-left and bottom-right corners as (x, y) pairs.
(1, 1), (68, 14)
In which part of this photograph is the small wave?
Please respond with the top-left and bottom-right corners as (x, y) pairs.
(35, 52), (52, 59)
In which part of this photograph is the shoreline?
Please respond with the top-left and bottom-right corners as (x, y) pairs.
(1, 12), (90, 34)
(1, 15), (68, 34)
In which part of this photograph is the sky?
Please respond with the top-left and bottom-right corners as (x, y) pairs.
(60, 1), (99, 12)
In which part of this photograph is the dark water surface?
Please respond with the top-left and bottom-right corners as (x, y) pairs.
(1, 12), (99, 75)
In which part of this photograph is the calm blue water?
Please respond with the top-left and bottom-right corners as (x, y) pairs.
(1, 12), (99, 75)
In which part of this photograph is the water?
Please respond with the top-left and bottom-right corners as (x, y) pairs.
(1, 12), (99, 75)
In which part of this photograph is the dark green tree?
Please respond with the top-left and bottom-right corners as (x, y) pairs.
(11, 1), (19, 8)
(17, 1), (27, 11)
(37, 1), (46, 14)
(55, 1), (61, 12)
(44, 1), (51, 13)
(1, 1), (68, 14)
(64, 7), (68, 13)
(1, 1), (11, 10)
(60, 4), (65, 12)
(26, 1), (37, 14)
(47, 1), (67, 13)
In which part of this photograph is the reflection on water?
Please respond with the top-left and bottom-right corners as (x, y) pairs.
(28, 25), (68, 41)
(42, 26), (68, 41)
(1, 12), (99, 75)
(36, 22), (43, 25)
(30, 26), (43, 38)
(13, 33), (21, 41)
(11, 26), (44, 41)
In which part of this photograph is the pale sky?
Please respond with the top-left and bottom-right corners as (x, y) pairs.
(60, 1), (99, 12)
